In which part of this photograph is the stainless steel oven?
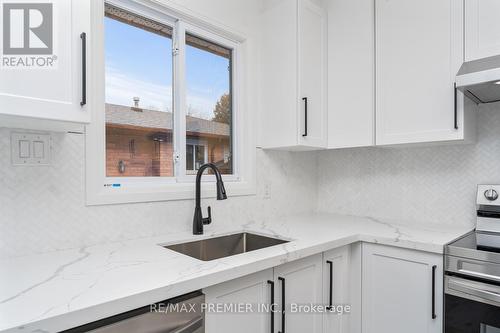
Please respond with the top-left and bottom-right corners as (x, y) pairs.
(445, 262), (500, 332)
(445, 185), (500, 333)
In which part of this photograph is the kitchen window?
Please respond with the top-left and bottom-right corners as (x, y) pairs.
(85, 0), (255, 204)
(104, 4), (232, 178)
(104, 5), (174, 177)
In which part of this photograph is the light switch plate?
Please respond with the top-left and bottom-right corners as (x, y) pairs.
(11, 132), (51, 165)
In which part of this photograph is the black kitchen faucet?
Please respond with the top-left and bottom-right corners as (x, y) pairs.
(192, 163), (227, 235)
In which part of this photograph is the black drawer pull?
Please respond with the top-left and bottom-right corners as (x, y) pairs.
(432, 265), (437, 319)
(267, 280), (275, 333)
(454, 83), (458, 130)
(278, 277), (285, 333)
(326, 260), (333, 310)
(302, 97), (308, 137)
(80, 32), (87, 107)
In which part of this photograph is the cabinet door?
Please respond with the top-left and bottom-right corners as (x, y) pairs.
(298, 0), (327, 148)
(375, 0), (467, 145)
(362, 244), (443, 333)
(465, 0), (500, 61)
(203, 269), (273, 333)
(0, 0), (90, 125)
(274, 254), (323, 333)
(323, 247), (350, 333)
(260, 0), (299, 149)
(326, 0), (374, 149)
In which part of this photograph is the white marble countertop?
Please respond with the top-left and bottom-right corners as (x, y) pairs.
(0, 213), (472, 333)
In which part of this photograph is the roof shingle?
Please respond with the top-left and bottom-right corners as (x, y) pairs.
(105, 103), (230, 137)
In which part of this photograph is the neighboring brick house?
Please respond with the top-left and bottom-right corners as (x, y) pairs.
(105, 103), (231, 177)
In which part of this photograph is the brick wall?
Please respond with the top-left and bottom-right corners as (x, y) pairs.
(106, 126), (174, 177)
(106, 126), (231, 177)
(206, 137), (231, 174)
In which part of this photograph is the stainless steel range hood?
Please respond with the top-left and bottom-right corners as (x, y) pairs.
(456, 55), (500, 104)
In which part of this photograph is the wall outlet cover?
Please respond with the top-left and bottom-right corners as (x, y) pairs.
(11, 132), (51, 166)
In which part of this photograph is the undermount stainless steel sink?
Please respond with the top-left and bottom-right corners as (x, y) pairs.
(164, 232), (289, 261)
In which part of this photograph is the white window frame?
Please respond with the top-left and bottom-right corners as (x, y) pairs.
(85, 0), (256, 205)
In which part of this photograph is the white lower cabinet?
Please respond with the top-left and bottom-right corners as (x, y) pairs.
(273, 254), (324, 333)
(204, 269), (273, 333)
(203, 253), (325, 333)
(362, 243), (443, 333)
(323, 247), (351, 333)
(203, 243), (442, 333)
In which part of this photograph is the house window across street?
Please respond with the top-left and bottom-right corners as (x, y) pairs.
(186, 143), (207, 174)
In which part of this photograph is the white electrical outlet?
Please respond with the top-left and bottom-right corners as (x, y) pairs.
(11, 132), (51, 166)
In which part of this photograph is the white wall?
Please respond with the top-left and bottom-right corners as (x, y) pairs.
(317, 103), (500, 228)
(0, 0), (318, 259)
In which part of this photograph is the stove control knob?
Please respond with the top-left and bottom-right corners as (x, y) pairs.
(484, 189), (499, 201)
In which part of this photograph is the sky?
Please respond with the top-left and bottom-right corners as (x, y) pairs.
(104, 17), (230, 120)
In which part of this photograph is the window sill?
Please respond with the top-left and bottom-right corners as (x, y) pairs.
(85, 179), (255, 206)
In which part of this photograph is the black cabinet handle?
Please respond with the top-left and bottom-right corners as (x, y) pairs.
(267, 280), (275, 333)
(302, 97), (308, 137)
(326, 260), (333, 310)
(454, 83), (458, 130)
(278, 277), (285, 333)
(80, 32), (87, 106)
(432, 265), (437, 319)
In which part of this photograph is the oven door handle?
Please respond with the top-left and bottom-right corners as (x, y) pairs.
(458, 268), (500, 283)
(447, 276), (500, 306)
(446, 256), (500, 283)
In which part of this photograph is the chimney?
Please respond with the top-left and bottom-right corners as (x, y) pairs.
(131, 97), (142, 112)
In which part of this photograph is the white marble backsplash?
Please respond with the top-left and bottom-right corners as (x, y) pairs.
(0, 132), (317, 259)
(317, 102), (500, 229)
(3, 104), (500, 259)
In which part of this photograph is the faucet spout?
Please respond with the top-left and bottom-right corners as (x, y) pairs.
(193, 163), (227, 235)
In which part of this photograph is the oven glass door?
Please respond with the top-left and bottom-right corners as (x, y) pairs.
(446, 294), (500, 332)
(445, 276), (500, 333)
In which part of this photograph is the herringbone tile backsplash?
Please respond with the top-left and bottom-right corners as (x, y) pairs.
(317, 102), (500, 228)
(0, 135), (317, 259)
(2, 102), (500, 259)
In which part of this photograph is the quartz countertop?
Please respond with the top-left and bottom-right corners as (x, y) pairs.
(0, 213), (472, 333)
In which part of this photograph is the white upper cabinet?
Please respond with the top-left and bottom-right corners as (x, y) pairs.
(260, 0), (327, 150)
(375, 0), (475, 146)
(465, 0), (500, 61)
(325, 0), (375, 149)
(0, 0), (90, 132)
(362, 243), (443, 333)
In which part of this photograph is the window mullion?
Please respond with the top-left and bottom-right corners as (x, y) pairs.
(173, 20), (187, 180)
